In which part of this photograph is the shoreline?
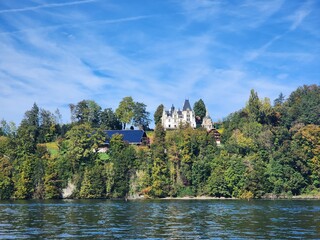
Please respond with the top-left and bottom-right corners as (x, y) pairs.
(161, 196), (237, 200)
(128, 194), (320, 201)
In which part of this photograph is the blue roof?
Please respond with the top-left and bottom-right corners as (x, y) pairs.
(105, 130), (147, 144)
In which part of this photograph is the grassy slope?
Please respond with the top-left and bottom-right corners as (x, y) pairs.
(44, 142), (59, 156)
(45, 141), (110, 160)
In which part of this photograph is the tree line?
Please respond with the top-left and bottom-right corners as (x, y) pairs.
(0, 84), (319, 200)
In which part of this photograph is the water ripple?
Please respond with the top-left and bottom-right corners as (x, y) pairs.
(0, 199), (320, 239)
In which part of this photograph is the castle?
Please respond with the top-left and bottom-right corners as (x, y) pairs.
(161, 99), (214, 131)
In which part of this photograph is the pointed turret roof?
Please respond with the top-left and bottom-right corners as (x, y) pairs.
(205, 108), (211, 118)
(182, 99), (192, 111)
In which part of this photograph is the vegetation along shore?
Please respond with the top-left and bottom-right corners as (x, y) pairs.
(0, 85), (319, 200)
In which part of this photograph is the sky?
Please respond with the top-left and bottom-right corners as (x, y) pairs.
(0, 0), (319, 125)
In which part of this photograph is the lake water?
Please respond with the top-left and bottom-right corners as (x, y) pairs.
(0, 199), (319, 239)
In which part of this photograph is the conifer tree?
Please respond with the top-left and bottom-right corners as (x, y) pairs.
(151, 123), (169, 197)
(154, 104), (164, 125)
(44, 157), (62, 199)
(193, 99), (206, 125)
(109, 134), (134, 198)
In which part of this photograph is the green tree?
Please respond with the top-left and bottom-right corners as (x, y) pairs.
(44, 156), (62, 199)
(224, 156), (246, 197)
(131, 148), (153, 197)
(246, 89), (262, 122)
(259, 97), (273, 124)
(180, 127), (193, 186)
(225, 129), (256, 156)
(242, 154), (269, 198)
(16, 122), (38, 155)
(13, 155), (35, 199)
(154, 104), (164, 125)
(65, 123), (104, 172)
(285, 85), (320, 126)
(24, 103), (40, 128)
(133, 102), (150, 130)
(191, 130), (217, 195)
(274, 92), (285, 106)
(32, 145), (49, 199)
(70, 100), (102, 127)
(109, 134), (135, 198)
(115, 96), (135, 129)
(192, 156), (211, 195)
(291, 124), (320, 189)
(206, 155), (230, 197)
(0, 120), (17, 137)
(18, 103), (40, 147)
(0, 155), (14, 199)
(38, 109), (56, 143)
(193, 99), (206, 126)
(166, 130), (183, 195)
(105, 162), (115, 197)
(151, 123), (169, 197)
(100, 108), (122, 130)
(267, 148), (306, 196)
(80, 164), (106, 198)
(206, 151), (246, 198)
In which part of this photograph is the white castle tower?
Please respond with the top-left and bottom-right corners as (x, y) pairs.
(201, 109), (214, 131)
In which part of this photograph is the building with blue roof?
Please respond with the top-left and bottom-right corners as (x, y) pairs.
(104, 130), (149, 146)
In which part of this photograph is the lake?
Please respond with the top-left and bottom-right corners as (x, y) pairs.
(0, 199), (319, 239)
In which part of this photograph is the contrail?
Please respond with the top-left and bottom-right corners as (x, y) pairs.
(0, 15), (156, 35)
(0, 0), (97, 14)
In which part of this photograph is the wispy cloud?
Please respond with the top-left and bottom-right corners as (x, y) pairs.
(288, 0), (313, 31)
(245, 34), (284, 61)
(177, 0), (222, 21)
(0, 0), (97, 14)
(0, 0), (319, 124)
(239, 0), (285, 28)
(0, 14), (156, 35)
(244, 0), (314, 61)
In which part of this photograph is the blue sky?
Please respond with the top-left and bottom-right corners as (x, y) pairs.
(0, 0), (319, 125)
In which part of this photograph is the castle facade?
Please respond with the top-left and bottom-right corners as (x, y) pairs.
(161, 99), (213, 131)
(161, 99), (196, 129)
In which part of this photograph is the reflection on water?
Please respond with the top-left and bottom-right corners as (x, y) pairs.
(0, 199), (320, 239)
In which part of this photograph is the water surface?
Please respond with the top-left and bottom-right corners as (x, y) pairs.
(0, 199), (319, 239)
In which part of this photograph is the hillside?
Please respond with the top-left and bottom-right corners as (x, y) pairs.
(0, 84), (319, 200)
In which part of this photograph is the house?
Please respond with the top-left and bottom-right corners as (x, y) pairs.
(208, 128), (221, 146)
(104, 130), (149, 146)
(161, 99), (197, 130)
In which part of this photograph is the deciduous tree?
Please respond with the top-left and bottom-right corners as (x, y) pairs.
(133, 102), (150, 130)
(115, 96), (135, 129)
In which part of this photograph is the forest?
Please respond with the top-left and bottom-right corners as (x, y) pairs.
(0, 85), (319, 200)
